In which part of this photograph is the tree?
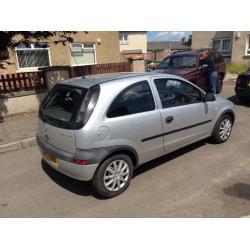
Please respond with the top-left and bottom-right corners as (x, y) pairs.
(0, 31), (76, 69)
(181, 34), (192, 47)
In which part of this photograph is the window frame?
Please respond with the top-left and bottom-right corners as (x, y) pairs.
(152, 78), (205, 109)
(15, 43), (52, 71)
(245, 35), (250, 56)
(119, 32), (128, 45)
(70, 43), (97, 66)
(106, 80), (156, 119)
(212, 38), (232, 56)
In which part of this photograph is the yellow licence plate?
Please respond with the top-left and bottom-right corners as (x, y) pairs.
(43, 151), (58, 166)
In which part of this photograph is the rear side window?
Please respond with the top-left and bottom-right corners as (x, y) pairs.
(107, 81), (155, 118)
(39, 84), (88, 129)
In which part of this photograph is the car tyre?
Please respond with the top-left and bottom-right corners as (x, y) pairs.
(92, 154), (133, 198)
(211, 115), (233, 143)
(216, 75), (223, 94)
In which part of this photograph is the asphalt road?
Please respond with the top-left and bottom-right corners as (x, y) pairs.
(1, 81), (250, 217)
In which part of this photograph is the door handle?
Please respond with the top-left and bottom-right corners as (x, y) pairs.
(165, 116), (174, 123)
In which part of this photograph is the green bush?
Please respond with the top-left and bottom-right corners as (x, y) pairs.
(226, 63), (249, 74)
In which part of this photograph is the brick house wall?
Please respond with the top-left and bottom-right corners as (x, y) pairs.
(1, 31), (121, 74)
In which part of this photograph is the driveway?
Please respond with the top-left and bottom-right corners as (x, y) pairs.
(1, 80), (250, 217)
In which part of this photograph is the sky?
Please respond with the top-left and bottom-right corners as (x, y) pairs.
(147, 31), (191, 41)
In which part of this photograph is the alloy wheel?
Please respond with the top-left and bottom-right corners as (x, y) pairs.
(103, 160), (130, 192)
(219, 118), (232, 141)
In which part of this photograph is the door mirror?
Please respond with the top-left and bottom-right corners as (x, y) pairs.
(199, 64), (208, 70)
(205, 92), (216, 102)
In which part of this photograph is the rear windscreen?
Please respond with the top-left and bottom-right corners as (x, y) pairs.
(39, 84), (87, 129)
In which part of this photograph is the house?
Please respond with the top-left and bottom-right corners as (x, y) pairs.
(192, 31), (250, 65)
(0, 32), (121, 74)
(119, 31), (147, 56)
(119, 31), (147, 72)
(146, 41), (191, 62)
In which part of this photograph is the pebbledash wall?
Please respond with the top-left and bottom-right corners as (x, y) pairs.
(231, 31), (250, 64)
(192, 31), (250, 65)
(1, 32), (121, 74)
(119, 31), (147, 54)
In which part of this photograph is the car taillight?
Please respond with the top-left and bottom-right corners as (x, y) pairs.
(76, 85), (100, 127)
(236, 77), (241, 86)
(73, 159), (88, 165)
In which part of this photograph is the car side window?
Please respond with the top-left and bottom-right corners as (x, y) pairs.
(154, 78), (203, 108)
(107, 80), (155, 118)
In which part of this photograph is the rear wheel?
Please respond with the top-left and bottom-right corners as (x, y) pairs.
(216, 75), (223, 94)
(211, 115), (233, 143)
(92, 154), (133, 198)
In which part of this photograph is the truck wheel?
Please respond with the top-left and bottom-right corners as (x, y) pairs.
(217, 76), (223, 94)
(92, 154), (133, 198)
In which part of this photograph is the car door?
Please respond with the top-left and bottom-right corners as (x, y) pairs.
(196, 55), (209, 91)
(151, 77), (213, 154)
(105, 80), (164, 165)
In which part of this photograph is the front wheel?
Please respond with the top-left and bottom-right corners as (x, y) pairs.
(211, 115), (233, 143)
(92, 154), (133, 198)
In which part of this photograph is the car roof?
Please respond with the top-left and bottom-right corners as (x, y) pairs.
(60, 72), (181, 89)
(168, 49), (220, 57)
(169, 51), (200, 57)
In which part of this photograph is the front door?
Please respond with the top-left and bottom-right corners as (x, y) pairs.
(151, 77), (213, 153)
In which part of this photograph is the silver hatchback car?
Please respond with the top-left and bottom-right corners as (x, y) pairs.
(37, 73), (235, 198)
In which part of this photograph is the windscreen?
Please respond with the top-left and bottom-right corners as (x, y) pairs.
(39, 84), (88, 129)
(158, 55), (198, 69)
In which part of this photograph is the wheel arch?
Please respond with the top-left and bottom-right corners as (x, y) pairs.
(211, 109), (235, 136)
(220, 109), (235, 124)
(97, 146), (139, 169)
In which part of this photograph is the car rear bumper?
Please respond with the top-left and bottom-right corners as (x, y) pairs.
(235, 86), (250, 98)
(36, 135), (99, 181)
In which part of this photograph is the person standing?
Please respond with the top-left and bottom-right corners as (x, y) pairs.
(201, 51), (217, 95)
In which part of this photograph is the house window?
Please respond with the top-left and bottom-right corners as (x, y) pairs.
(212, 40), (221, 50)
(212, 38), (232, 55)
(16, 43), (51, 70)
(119, 32), (128, 44)
(70, 43), (96, 66)
(246, 36), (250, 55)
